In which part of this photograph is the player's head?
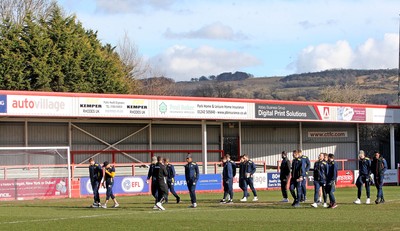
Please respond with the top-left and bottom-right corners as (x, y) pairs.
(186, 153), (192, 163)
(164, 158), (170, 164)
(243, 154), (249, 161)
(292, 150), (298, 158)
(157, 156), (163, 163)
(359, 150), (365, 159)
(103, 161), (110, 168)
(297, 149), (303, 156)
(328, 153), (335, 161)
(318, 153), (325, 161)
(89, 158), (95, 165)
(324, 153), (328, 161)
(281, 151), (287, 159)
(151, 156), (157, 164)
(373, 151), (380, 159)
(225, 154), (231, 160)
(239, 155), (245, 163)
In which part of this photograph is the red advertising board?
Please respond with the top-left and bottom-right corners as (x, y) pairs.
(0, 178), (68, 201)
(336, 170), (354, 186)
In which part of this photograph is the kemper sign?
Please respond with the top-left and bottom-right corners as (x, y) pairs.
(0, 91), (399, 124)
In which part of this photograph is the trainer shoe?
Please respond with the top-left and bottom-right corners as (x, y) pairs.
(331, 203), (338, 209)
(280, 198), (289, 203)
(156, 202), (165, 211)
(176, 197), (181, 204)
(189, 203), (197, 208)
(252, 197), (258, 202)
(353, 198), (361, 204)
(366, 198), (371, 204)
(375, 198), (381, 204)
(311, 203), (318, 208)
(112, 203), (119, 208)
(381, 198), (385, 204)
(91, 203), (99, 208)
(101, 204), (107, 209)
(323, 203), (328, 208)
(293, 203), (300, 207)
(226, 199), (234, 204)
(240, 197), (247, 202)
(152, 205), (158, 210)
(220, 199), (226, 204)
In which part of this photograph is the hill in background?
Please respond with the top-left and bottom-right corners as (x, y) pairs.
(163, 69), (399, 105)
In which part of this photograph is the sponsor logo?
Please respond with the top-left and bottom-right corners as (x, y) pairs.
(323, 107), (330, 119)
(0, 95), (7, 113)
(159, 102), (167, 113)
(11, 98), (65, 112)
(121, 177), (144, 193)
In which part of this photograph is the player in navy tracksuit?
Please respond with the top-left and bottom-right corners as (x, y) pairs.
(220, 156), (234, 203)
(371, 151), (388, 204)
(280, 151), (291, 202)
(147, 156), (158, 207)
(354, 150), (372, 204)
(326, 154), (338, 208)
(185, 154), (199, 208)
(311, 153), (328, 208)
(238, 156), (247, 200)
(165, 158), (180, 203)
(89, 158), (103, 208)
(290, 150), (306, 207)
(241, 154), (258, 202)
(154, 156), (169, 211)
(299, 150), (310, 202)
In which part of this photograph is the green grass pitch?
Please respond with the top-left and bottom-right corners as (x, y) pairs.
(0, 187), (399, 230)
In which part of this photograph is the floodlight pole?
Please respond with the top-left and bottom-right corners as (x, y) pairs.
(398, 14), (400, 105)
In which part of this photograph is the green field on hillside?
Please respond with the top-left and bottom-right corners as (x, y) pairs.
(0, 187), (399, 231)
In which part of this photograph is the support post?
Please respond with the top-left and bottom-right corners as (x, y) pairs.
(390, 124), (395, 169)
(356, 123), (360, 153)
(299, 122), (303, 150)
(238, 121), (242, 158)
(201, 120), (207, 174)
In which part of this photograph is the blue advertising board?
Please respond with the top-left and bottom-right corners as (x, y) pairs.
(0, 95), (7, 113)
(80, 176), (149, 195)
(267, 172), (281, 188)
(173, 174), (222, 192)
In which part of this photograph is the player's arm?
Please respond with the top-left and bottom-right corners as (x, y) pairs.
(194, 164), (200, 183)
(250, 161), (256, 175)
(382, 159), (388, 173)
(146, 165), (153, 183)
(105, 168), (116, 178)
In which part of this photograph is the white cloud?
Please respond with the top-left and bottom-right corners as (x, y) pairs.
(149, 45), (261, 81)
(94, 0), (176, 14)
(293, 33), (399, 73)
(164, 22), (248, 40)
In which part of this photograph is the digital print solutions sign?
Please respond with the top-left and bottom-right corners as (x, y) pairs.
(255, 104), (320, 121)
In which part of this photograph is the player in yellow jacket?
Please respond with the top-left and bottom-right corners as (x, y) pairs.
(101, 161), (119, 208)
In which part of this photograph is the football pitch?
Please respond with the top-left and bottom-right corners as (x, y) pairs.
(0, 187), (399, 231)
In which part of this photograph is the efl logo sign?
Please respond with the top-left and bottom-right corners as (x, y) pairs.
(0, 95), (7, 113)
(121, 177), (144, 193)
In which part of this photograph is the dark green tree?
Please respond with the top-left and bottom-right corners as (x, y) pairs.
(0, 4), (136, 93)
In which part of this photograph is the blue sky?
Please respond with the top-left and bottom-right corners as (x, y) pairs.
(58, 0), (399, 81)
